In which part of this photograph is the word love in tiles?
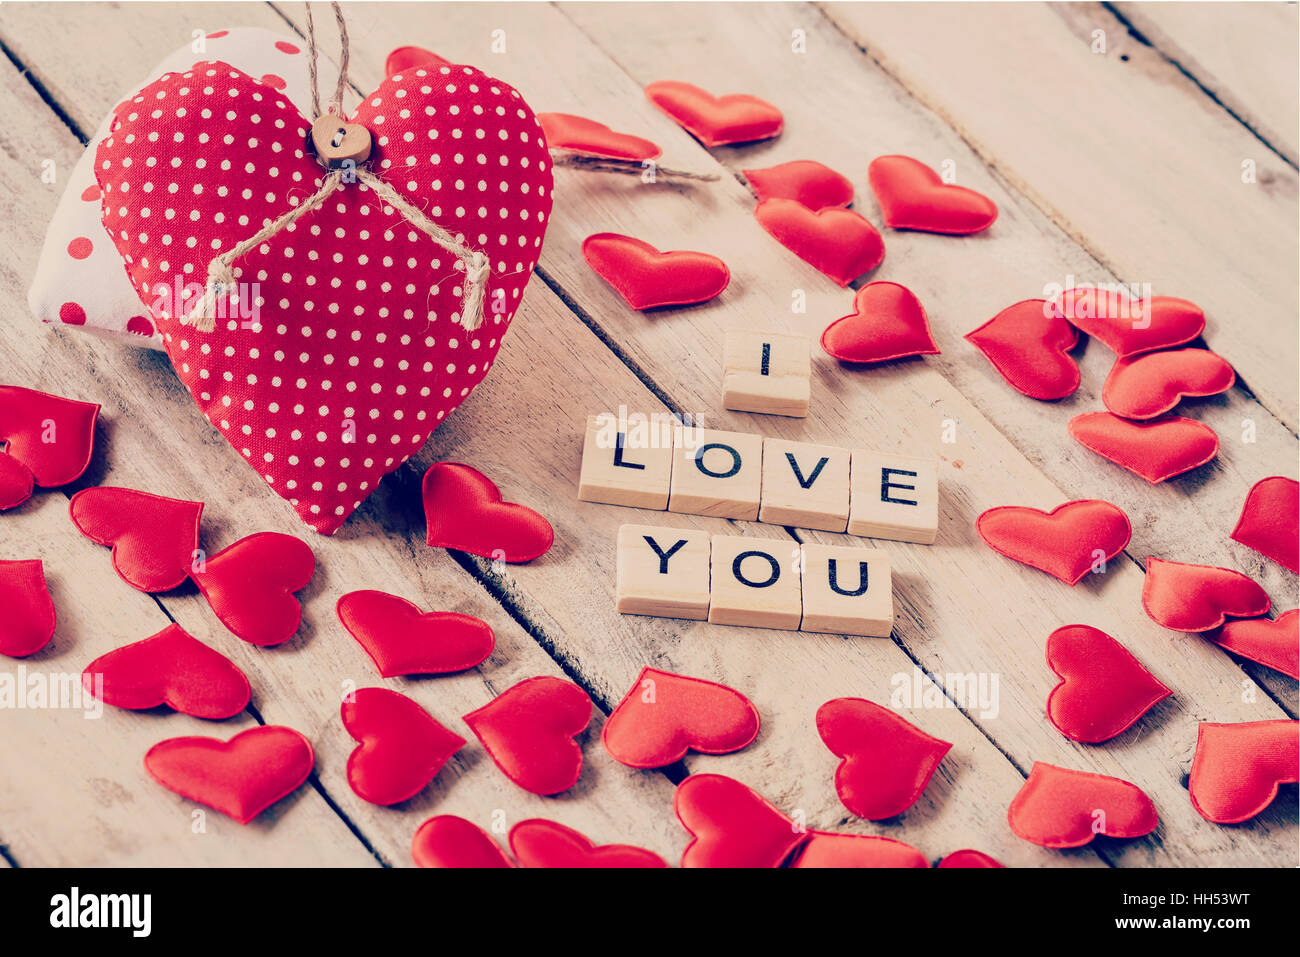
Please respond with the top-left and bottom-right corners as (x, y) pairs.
(578, 411), (939, 544)
(616, 525), (893, 636)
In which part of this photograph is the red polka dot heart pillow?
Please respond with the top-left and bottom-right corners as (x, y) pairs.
(94, 60), (553, 534)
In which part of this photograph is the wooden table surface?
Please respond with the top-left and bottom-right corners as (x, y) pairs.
(0, 1), (1295, 868)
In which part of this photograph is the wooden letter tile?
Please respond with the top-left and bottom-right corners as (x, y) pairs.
(708, 534), (802, 630)
(668, 426), (763, 520)
(799, 543), (893, 637)
(616, 524), (711, 620)
(758, 438), (851, 532)
(578, 413), (674, 509)
(721, 329), (811, 417)
(848, 451), (938, 544)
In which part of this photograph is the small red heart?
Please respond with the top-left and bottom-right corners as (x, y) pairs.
(965, 299), (1080, 400)
(1068, 412), (1218, 484)
(68, 487), (203, 592)
(1189, 720), (1298, 824)
(412, 815), (513, 868)
(674, 774), (805, 868)
(463, 676), (592, 795)
(0, 559), (56, 658)
(342, 687), (465, 806)
(936, 849), (1004, 868)
(191, 532), (315, 646)
(976, 500), (1132, 585)
(1142, 557), (1270, 632)
(383, 45), (452, 76)
(1007, 762), (1158, 848)
(0, 450), (34, 510)
(336, 590), (494, 677)
(602, 667), (760, 769)
(508, 819), (668, 868)
(1053, 288), (1205, 356)
(754, 200), (885, 286)
(0, 385), (99, 487)
(422, 462), (554, 562)
(868, 155), (997, 234)
(790, 831), (928, 868)
(538, 113), (661, 161)
(1045, 625), (1171, 743)
(144, 725), (314, 824)
(816, 697), (952, 820)
(644, 81), (782, 147)
(1206, 609), (1298, 679)
(581, 233), (729, 310)
(1230, 476), (1299, 574)
(82, 623), (250, 719)
(1102, 348), (1235, 420)
(821, 281), (939, 363)
(742, 160), (854, 210)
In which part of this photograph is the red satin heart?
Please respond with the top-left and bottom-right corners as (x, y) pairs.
(644, 81), (782, 147)
(412, 815), (513, 868)
(868, 155), (998, 234)
(68, 487), (203, 592)
(1053, 288), (1205, 356)
(191, 532), (315, 646)
(1189, 720), (1298, 824)
(0, 451), (34, 510)
(336, 589), (494, 677)
(1007, 762), (1158, 848)
(742, 160), (854, 210)
(674, 774), (805, 868)
(422, 461), (554, 562)
(538, 113), (660, 161)
(82, 623), (250, 719)
(601, 667), (760, 769)
(1068, 412), (1218, 483)
(965, 299), (1080, 400)
(790, 831), (928, 868)
(936, 849), (1004, 868)
(1045, 624), (1171, 743)
(1230, 476), (1299, 574)
(0, 385), (99, 487)
(1102, 348), (1235, 420)
(383, 45), (452, 76)
(144, 725), (314, 824)
(821, 281), (938, 363)
(508, 819), (668, 868)
(463, 676), (592, 795)
(976, 499), (1132, 585)
(816, 697), (952, 820)
(1142, 557), (1270, 632)
(1207, 609), (1298, 679)
(581, 233), (729, 310)
(0, 559), (57, 658)
(342, 687), (465, 806)
(754, 200), (885, 286)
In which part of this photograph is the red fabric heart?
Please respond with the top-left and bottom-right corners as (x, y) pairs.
(1068, 412), (1218, 483)
(791, 831), (928, 868)
(1045, 624), (1171, 743)
(674, 774), (805, 868)
(868, 155), (997, 234)
(508, 819), (668, 868)
(1230, 476), (1299, 573)
(422, 461), (554, 562)
(1102, 348), (1235, 420)
(538, 113), (660, 161)
(96, 62), (552, 535)
(816, 697), (951, 820)
(412, 815), (513, 868)
(644, 81), (782, 147)
(463, 675), (592, 795)
(1142, 557), (1270, 632)
(144, 725), (314, 824)
(191, 532), (315, 646)
(0, 385), (99, 487)
(581, 233), (729, 310)
(821, 281), (938, 363)
(0, 559), (57, 658)
(754, 200), (885, 286)
(1189, 720), (1298, 824)
(341, 687), (465, 806)
(68, 487), (203, 592)
(742, 160), (854, 210)
(601, 666), (760, 769)
(936, 849), (1004, 868)
(383, 45), (452, 76)
(1007, 762), (1158, 848)
(1207, 610), (1298, 679)
(336, 589), (494, 677)
(82, 623), (250, 719)
(965, 299), (1080, 400)
(1053, 288), (1205, 356)
(0, 451), (34, 510)
(976, 499), (1131, 585)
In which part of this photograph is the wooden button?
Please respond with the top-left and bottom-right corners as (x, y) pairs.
(310, 115), (372, 168)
